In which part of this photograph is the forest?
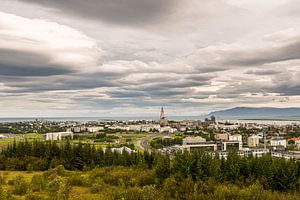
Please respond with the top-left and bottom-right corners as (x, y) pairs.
(0, 140), (299, 199)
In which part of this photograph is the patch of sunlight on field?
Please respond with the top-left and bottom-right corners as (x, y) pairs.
(0, 171), (43, 182)
(0, 133), (45, 149)
(108, 133), (154, 138)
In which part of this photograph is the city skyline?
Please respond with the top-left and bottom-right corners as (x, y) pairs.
(0, 0), (300, 117)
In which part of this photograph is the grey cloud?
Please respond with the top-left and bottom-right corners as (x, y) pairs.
(0, 49), (75, 76)
(245, 69), (282, 76)
(277, 0), (300, 17)
(223, 40), (300, 66)
(212, 70), (300, 100)
(2, 73), (121, 93)
(18, 0), (181, 25)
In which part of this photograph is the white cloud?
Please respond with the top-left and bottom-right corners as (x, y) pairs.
(0, 12), (102, 72)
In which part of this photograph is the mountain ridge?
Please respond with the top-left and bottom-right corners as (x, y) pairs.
(207, 107), (300, 120)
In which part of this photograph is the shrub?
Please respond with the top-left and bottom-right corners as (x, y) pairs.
(0, 188), (15, 200)
(47, 176), (71, 200)
(90, 183), (102, 193)
(31, 174), (47, 192)
(69, 174), (84, 186)
(0, 173), (7, 185)
(12, 176), (29, 195)
(44, 165), (66, 180)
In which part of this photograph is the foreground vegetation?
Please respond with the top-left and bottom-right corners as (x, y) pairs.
(0, 166), (299, 200)
(0, 140), (300, 199)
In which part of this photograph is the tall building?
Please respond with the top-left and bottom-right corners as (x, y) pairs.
(159, 107), (168, 126)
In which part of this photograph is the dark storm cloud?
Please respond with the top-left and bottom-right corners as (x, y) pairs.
(0, 49), (75, 76)
(223, 40), (300, 66)
(18, 0), (181, 25)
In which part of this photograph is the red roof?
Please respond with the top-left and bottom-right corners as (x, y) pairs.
(290, 137), (300, 141)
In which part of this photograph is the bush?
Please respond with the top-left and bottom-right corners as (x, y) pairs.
(31, 174), (47, 192)
(44, 165), (66, 180)
(0, 173), (7, 185)
(90, 183), (102, 193)
(69, 174), (84, 186)
(12, 176), (29, 195)
(47, 176), (71, 200)
(0, 188), (15, 200)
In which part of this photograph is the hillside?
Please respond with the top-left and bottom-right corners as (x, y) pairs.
(208, 107), (300, 120)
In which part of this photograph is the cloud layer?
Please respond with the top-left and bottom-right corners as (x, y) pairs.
(0, 0), (299, 117)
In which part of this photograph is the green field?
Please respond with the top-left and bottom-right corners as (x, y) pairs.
(0, 133), (154, 151)
(0, 133), (44, 149)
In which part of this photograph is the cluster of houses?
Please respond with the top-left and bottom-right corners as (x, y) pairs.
(176, 134), (300, 160)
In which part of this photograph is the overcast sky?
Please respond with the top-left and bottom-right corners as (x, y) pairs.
(0, 0), (300, 117)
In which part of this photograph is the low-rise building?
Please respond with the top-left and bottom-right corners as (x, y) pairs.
(183, 136), (206, 145)
(158, 126), (177, 133)
(271, 151), (300, 160)
(46, 132), (73, 140)
(270, 137), (287, 148)
(0, 134), (8, 139)
(182, 136), (217, 152)
(229, 134), (242, 142)
(111, 146), (137, 154)
(87, 126), (104, 133)
(243, 148), (269, 157)
(295, 140), (300, 150)
(216, 133), (229, 141)
(221, 141), (242, 151)
(247, 135), (261, 147)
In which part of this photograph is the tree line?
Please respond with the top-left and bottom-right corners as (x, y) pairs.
(0, 140), (300, 192)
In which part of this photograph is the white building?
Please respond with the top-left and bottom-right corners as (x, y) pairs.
(87, 126), (104, 133)
(247, 135), (261, 147)
(271, 151), (300, 160)
(0, 134), (8, 139)
(229, 134), (242, 142)
(141, 124), (160, 132)
(46, 132), (73, 140)
(243, 148), (269, 157)
(270, 138), (287, 148)
(221, 141), (242, 151)
(216, 133), (229, 141)
(182, 137), (218, 152)
(71, 126), (86, 133)
(183, 136), (206, 145)
(295, 140), (300, 150)
(217, 124), (240, 130)
(111, 146), (137, 154)
(158, 126), (177, 133)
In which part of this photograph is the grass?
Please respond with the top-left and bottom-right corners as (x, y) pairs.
(0, 132), (156, 152)
(0, 171), (42, 182)
(0, 133), (44, 149)
(107, 133), (154, 138)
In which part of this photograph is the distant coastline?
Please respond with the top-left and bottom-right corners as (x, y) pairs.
(239, 118), (300, 121)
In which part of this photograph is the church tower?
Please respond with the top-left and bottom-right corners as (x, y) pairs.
(159, 106), (168, 126)
(160, 107), (165, 120)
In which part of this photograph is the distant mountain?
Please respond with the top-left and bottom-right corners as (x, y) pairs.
(207, 107), (300, 120)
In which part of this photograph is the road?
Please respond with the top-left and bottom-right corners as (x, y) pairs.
(135, 134), (172, 152)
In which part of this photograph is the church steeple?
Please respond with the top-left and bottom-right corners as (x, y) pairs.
(159, 106), (168, 126)
(160, 106), (165, 120)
